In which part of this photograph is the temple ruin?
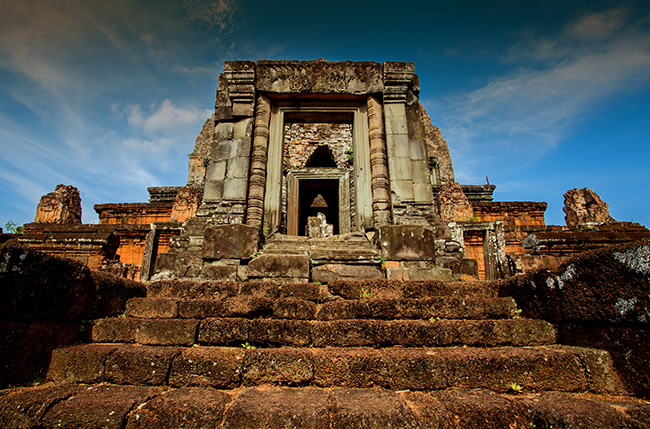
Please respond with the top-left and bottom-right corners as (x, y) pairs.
(2, 60), (650, 427)
(15, 60), (650, 282)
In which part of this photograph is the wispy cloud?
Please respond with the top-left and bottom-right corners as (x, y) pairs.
(431, 8), (650, 182)
(123, 99), (211, 137)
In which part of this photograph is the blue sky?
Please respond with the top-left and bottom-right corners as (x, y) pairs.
(1, 0), (649, 227)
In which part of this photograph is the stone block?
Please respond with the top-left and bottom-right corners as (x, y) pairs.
(311, 348), (390, 388)
(202, 224), (260, 259)
(215, 140), (237, 160)
(409, 139), (427, 161)
(393, 180), (414, 201)
(234, 137), (252, 157)
(125, 298), (178, 319)
(279, 282), (322, 300)
(377, 225), (436, 260)
(233, 118), (253, 139)
(135, 319), (199, 346)
(242, 348), (314, 385)
(105, 345), (179, 385)
(43, 385), (161, 429)
(249, 319), (312, 346)
(383, 104), (408, 135)
(47, 344), (116, 384)
(206, 160), (227, 181)
(199, 265), (238, 280)
(228, 157), (250, 178)
(125, 388), (232, 428)
(413, 182), (433, 203)
(198, 317), (250, 345)
(221, 387), (329, 429)
(168, 347), (243, 388)
(90, 318), (139, 343)
(329, 388), (420, 429)
(273, 299), (317, 319)
(411, 159), (429, 182)
(223, 178), (248, 200)
(248, 254), (310, 279)
(203, 180), (223, 202)
(214, 122), (234, 140)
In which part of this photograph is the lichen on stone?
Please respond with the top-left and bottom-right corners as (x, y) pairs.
(614, 297), (638, 317)
(613, 245), (650, 275)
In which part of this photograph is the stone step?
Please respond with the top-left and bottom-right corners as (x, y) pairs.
(124, 296), (518, 320)
(3, 384), (647, 429)
(89, 317), (555, 348)
(46, 344), (623, 394)
(145, 279), (500, 300)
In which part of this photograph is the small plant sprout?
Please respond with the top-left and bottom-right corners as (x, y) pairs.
(508, 382), (524, 393)
(513, 309), (523, 319)
(241, 342), (256, 350)
(252, 251), (262, 258)
(360, 287), (370, 301)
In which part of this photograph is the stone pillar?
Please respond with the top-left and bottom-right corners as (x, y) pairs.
(383, 62), (415, 211)
(383, 62), (434, 223)
(366, 96), (391, 227)
(245, 95), (271, 228)
(140, 225), (158, 281)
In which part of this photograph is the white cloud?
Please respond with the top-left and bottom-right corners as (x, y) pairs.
(125, 99), (211, 136)
(433, 8), (650, 178)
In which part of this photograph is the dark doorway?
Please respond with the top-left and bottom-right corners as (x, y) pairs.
(298, 179), (339, 236)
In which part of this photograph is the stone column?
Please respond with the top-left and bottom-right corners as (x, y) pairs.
(245, 95), (271, 228)
(383, 62), (415, 207)
(140, 225), (159, 281)
(366, 96), (391, 227)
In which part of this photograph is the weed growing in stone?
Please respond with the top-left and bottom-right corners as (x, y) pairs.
(360, 287), (370, 301)
(241, 342), (256, 350)
(513, 309), (523, 319)
(508, 382), (524, 393)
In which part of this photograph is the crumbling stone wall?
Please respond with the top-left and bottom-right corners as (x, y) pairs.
(186, 114), (215, 189)
(283, 123), (352, 170)
(500, 240), (650, 397)
(34, 184), (82, 224)
(436, 181), (473, 223)
(564, 187), (615, 227)
(0, 243), (145, 387)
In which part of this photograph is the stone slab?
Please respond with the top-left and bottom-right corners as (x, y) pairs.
(247, 254), (310, 278)
(377, 225), (437, 260)
(202, 224), (259, 260)
(312, 264), (384, 283)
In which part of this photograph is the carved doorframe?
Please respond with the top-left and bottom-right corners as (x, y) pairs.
(263, 102), (372, 236)
(287, 168), (350, 236)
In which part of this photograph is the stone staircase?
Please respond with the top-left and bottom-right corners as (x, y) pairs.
(261, 232), (383, 264)
(2, 279), (650, 428)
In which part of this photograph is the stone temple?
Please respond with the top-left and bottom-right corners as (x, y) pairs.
(17, 60), (650, 282)
(3, 60), (650, 426)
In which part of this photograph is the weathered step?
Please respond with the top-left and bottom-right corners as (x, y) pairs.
(145, 279), (500, 300)
(90, 317), (556, 348)
(124, 296), (518, 320)
(46, 344), (623, 394)
(3, 384), (648, 429)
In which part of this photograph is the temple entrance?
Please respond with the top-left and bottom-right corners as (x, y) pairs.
(287, 168), (350, 236)
(298, 179), (339, 236)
